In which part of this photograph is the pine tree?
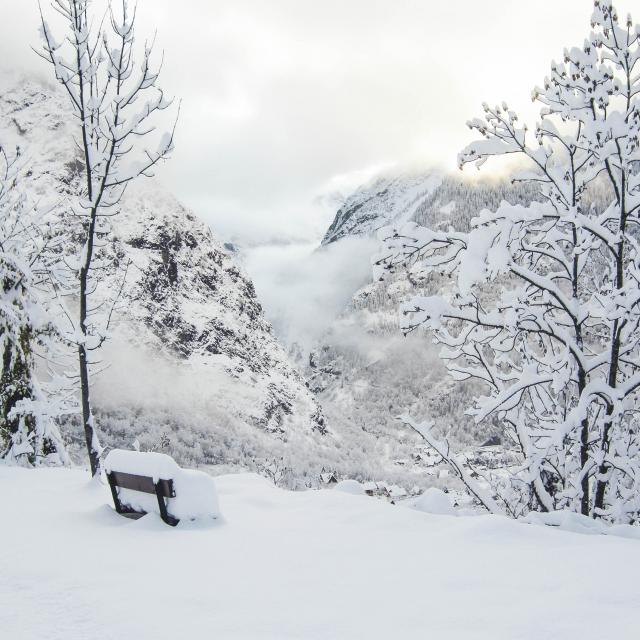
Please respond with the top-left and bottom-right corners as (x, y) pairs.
(0, 144), (67, 465)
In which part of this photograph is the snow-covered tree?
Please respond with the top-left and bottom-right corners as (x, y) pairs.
(375, 1), (640, 523)
(37, 0), (177, 475)
(0, 143), (68, 466)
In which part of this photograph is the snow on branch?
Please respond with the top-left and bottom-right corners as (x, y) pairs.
(37, 0), (179, 476)
(378, 1), (640, 523)
(399, 415), (505, 515)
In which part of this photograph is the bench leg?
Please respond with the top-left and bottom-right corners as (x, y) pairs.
(107, 472), (124, 514)
(155, 482), (179, 526)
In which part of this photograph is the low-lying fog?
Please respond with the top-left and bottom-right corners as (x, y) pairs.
(243, 235), (379, 349)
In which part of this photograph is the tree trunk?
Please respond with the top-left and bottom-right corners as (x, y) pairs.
(78, 205), (100, 477)
(594, 163), (627, 516)
(78, 342), (99, 476)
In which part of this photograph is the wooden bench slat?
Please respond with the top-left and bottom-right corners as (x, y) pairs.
(109, 471), (175, 497)
(106, 466), (179, 527)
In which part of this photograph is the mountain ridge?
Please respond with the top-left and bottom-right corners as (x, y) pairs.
(0, 76), (336, 482)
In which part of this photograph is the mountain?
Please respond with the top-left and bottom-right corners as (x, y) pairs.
(0, 75), (341, 483)
(309, 169), (540, 460)
(322, 169), (538, 244)
(0, 75), (548, 490)
(322, 171), (443, 244)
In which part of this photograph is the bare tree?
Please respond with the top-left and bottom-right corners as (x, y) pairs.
(38, 0), (177, 475)
(376, 1), (640, 523)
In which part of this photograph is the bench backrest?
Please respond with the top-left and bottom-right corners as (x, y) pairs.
(107, 470), (179, 526)
(109, 470), (175, 498)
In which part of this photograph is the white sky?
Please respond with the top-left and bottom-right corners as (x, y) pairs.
(1, 0), (636, 242)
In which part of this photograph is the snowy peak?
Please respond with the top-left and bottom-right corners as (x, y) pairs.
(321, 171), (443, 244)
(322, 169), (540, 245)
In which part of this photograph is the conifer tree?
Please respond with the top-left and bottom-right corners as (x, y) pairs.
(0, 144), (67, 465)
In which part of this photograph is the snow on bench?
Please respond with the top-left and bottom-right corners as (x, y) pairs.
(104, 449), (220, 526)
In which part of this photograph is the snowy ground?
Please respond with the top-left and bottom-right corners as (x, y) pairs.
(1, 466), (638, 640)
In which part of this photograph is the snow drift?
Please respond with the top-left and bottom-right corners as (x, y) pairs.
(1, 464), (638, 640)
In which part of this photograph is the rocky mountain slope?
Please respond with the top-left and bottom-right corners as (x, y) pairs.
(322, 171), (443, 244)
(322, 169), (538, 245)
(0, 75), (340, 482)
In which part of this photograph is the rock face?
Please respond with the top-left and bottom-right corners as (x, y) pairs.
(113, 186), (328, 437)
(0, 75), (330, 481)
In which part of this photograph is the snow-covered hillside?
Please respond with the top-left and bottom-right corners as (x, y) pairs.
(0, 76), (335, 479)
(322, 171), (443, 244)
(322, 170), (538, 245)
(310, 169), (619, 467)
(307, 171), (541, 463)
(2, 465), (638, 640)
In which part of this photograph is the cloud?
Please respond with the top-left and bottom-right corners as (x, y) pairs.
(96, 337), (240, 414)
(243, 236), (379, 348)
(2, 0), (620, 244)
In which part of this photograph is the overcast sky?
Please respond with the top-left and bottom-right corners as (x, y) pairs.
(1, 0), (635, 243)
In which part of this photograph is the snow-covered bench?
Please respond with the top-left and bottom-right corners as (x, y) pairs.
(104, 449), (220, 526)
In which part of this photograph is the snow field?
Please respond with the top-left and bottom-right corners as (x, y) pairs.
(1, 465), (638, 640)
